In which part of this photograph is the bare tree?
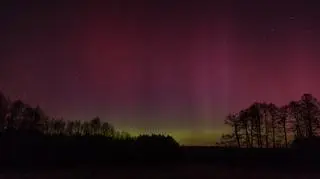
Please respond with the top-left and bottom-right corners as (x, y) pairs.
(299, 94), (320, 137)
(0, 92), (9, 132)
(66, 120), (75, 135)
(219, 94), (320, 148)
(73, 120), (82, 135)
(239, 110), (251, 148)
(7, 100), (26, 131)
(101, 122), (115, 137)
(260, 102), (270, 148)
(81, 121), (90, 135)
(248, 103), (263, 148)
(90, 117), (101, 135)
(225, 113), (241, 148)
(268, 103), (279, 148)
(52, 118), (65, 134)
(217, 134), (238, 147)
(279, 105), (289, 148)
(288, 101), (305, 139)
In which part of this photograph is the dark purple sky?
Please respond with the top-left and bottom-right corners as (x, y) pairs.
(1, 0), (320, 145)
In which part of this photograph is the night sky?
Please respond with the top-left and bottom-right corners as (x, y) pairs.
(1, 0), (320, 145)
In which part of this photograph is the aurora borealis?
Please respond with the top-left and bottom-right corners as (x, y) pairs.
(1, 1), (320, 145)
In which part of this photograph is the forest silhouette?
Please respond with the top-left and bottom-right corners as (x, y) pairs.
(217, 93), (320, 149)
(0, 91), (320, 170)
(0, 91), (181, 168)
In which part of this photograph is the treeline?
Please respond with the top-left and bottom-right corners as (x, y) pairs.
(0, 92), (130, 138)
(217, 93), (320, 148)
(0, 92), (180, 167)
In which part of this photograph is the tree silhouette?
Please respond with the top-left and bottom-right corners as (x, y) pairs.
(66, 120), (75, 136)
(225, 113), (241, 148)
(288, 101), (304, 138)
(239, 110), (251, 148)
(0, 91), (185, 167)
(90, 116), (101, 135)
(216, 134), (237, 147)
(0, 92), (8, 132)
(7, 100), (26, 131)
(52, 118), (65, 135)
(33, 106), (47, 132)
(219, 94), (320, 148)
(299, 94), (320, 137)
(81, 121), (90, 135)
(247, 103), (263, 147)
(73, 120), (81, 135)
(267, 103), (279, 148)
(278, 105), (289, 148)
(101, 122), (115, 137)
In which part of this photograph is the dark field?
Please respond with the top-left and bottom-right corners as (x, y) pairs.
(1, 164), (320, 179)
(1, 146), (320, 178)
(0, 134), (318, 179)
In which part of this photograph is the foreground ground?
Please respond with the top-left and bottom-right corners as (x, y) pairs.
(0, 164), (319, 179)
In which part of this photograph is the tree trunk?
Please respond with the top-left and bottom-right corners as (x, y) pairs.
(250, 120), (254, 147)
(307, 116), (313, 138)
(283, 118), (288, 148)
(272, 120), (276, 148)
(234, 124), (241, 148)
(244, 122), (250, 148)
(256, 116), (262, 148)
(296, 123), (302, 138)
(306, 103), (313, 138)
(264, 112), (269, 148)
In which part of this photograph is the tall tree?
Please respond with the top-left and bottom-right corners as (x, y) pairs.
(269, 103), (280, 148)
(90, 117), (101, 135)
(81, 121), (90, 135)
(7, 100), (26, 131)
(248, 103), (263, 148)
(53, 118), (65, 134)
(66, 121), (75, 135)
(239, 110), (251, 148)
(260, 102), (270, 148)
(288, 101), (304, 138)
(33, 106), (47, 132)
(224, 113), (241, 148)
(279, 105), (289, 148)
(299, 94), (320, 137)
(101, 122), (115, 137)
(218, 94), (320, 148)
(0, 92), (9, 132)
(73, 120), (82, 135)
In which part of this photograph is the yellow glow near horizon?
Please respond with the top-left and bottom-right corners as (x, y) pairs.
(120, 127), (231, 146)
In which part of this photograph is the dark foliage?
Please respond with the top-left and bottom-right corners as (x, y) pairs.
(2, 91), (320, 170)
(218, 93), (320, 148)
(134, 135), (181, 161)
(0, 92), (181, 168)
